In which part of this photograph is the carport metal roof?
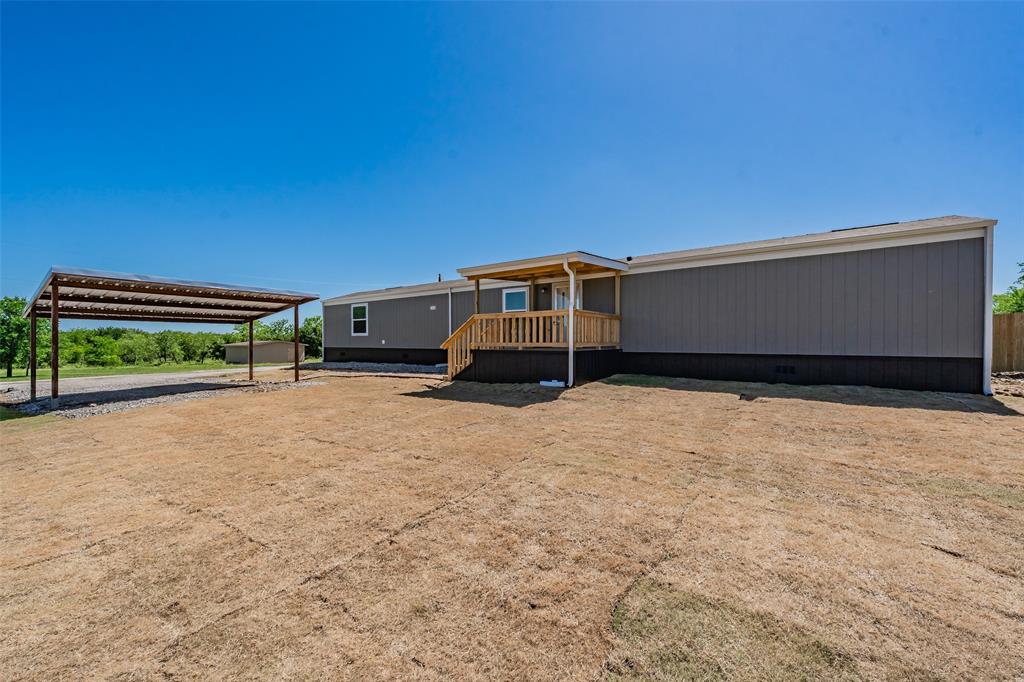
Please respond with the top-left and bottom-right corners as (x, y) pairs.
(22, 266), (319, 405)
(23, 266), (318, 324)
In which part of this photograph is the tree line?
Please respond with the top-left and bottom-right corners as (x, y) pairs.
(0, 296), (322, 377)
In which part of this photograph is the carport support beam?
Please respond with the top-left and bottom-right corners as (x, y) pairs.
(29, 309), (37, 401)
(293, 304), (299, 382)
(248, 320), (254, 382)
(50, 283), (59, 408)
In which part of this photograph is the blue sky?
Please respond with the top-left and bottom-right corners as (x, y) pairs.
(2, 2), (1021, 330)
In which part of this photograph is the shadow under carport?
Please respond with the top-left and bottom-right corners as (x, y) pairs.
(20, 381), (245, 411)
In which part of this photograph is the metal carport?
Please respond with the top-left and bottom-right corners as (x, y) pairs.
(22, 267), (318, 406)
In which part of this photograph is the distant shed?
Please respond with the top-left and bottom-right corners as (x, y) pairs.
(224, 340), (306, 364)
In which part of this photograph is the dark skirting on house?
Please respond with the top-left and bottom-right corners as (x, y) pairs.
(618, 353), (982, 394)
(455, 350), (982, 393)
(324, 347), (446, 365)
(454, 349), (622, 384)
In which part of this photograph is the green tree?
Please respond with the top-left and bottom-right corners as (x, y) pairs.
(60, 339), (88, 366)
(993, 262), (1024, 314)
(117, 332), (159, 364)
(230, 319), (295, 342)
(85, 335), (122, 366)
(154, 330), (184, 363)
(17, 317), (51, 371)
(258, 318), (294, 341)
(300, 315), (322, 358)
(189, 332), (222, 363)
(0, 297), (30, 377)
(179, 333), (202, 362)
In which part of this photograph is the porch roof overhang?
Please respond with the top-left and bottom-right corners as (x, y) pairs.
(456, 251), (629, 282)
(22, 266), (319, 324)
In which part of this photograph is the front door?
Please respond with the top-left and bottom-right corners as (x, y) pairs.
(552, 282), (582, 310)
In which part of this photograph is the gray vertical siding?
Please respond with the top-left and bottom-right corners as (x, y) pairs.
(452, 288), (505, 328)
(620, 238), (984, 358)
(324, 292), (451, 349)
(326, 238), (983, 359)
(326, 277), (615, 349)
(582, 277), (616, 314)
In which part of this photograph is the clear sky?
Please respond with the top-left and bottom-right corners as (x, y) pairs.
(2, 2), (1021, 330)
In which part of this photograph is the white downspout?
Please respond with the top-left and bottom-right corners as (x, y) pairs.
(562, 259), (575, 387)
(983, 224), (994, 395)
(447, 287), (453, 337)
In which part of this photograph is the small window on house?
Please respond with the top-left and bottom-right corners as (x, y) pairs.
(351, 303), (368, 336)
(502, 288), (528, 312)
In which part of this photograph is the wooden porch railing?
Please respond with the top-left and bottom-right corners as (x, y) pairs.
(441, 309), (620, 379)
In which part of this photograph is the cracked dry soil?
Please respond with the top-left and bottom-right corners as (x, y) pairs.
(2, 371), (1022, 680)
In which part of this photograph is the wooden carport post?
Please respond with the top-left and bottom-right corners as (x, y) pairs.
(247, 320), (254, 381)
(29, 309), (37, 401)
(293, 304), (300, 382)
(50, 282), (59, 408)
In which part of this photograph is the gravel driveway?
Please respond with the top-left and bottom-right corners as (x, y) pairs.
(1, 365), (280, 400)
(1, 362), (445, 418)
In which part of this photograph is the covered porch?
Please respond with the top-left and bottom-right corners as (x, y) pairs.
(442, 252), (628, 384)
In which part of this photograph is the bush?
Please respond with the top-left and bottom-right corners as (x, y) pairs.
(85, 336), (122, 366)
(117, 333), (159, 364)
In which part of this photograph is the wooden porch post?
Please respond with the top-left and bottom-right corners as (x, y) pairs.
(248, 320), (254, 381)
(293, 304), (300, 382)
(528, 279), (535, 312)
(29, 309), (37, 401)
(474, 279), (480, 315)
(614, 272), (621, 316)
(50, 283), (59, 408)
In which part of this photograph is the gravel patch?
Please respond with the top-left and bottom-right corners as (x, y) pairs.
(0, 365), (284, 403)
(1, 367), (326, 419)
(0, 362), (441, 419)
(10, 379), (324, 419)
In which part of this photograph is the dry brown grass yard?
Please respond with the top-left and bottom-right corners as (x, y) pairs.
(2, 371), (1023, 680)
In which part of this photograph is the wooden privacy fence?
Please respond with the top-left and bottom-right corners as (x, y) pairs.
(441, 309), (621, 379)
(993, 313), (1024, 372)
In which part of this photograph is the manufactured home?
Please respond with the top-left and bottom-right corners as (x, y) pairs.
(323, 216), (996, 394)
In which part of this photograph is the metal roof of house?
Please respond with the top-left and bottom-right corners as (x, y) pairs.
(24, 266), (319, 324)
(626, 215), (996, 269)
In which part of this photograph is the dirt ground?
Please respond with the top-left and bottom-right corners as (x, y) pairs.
(1, 371), (1022, 680)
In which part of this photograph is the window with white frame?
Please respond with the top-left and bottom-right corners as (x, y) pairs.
(502, 288), (528, 312)
(351, 303), (368, 336)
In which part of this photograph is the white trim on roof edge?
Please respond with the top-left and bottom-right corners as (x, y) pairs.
(625, 225), (988, 276)
(323, 279), (520, 305)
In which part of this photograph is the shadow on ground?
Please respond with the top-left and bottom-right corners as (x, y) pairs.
(14, 381), (244, 412)
(402, 381), (565, 407)
(603, 374), (1022, 416)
